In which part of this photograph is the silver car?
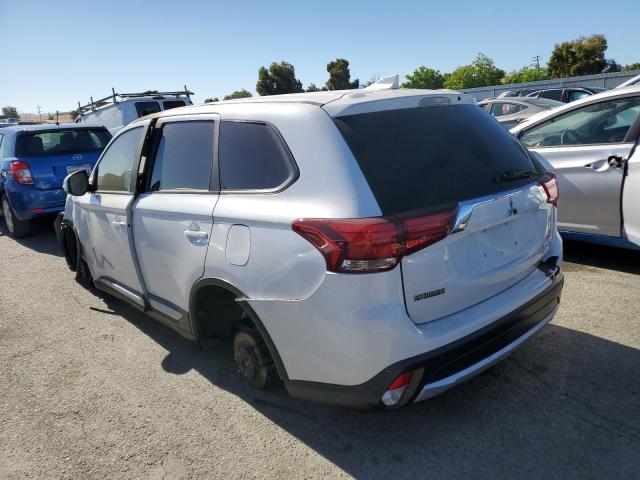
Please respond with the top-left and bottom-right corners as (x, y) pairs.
(478, 98), (563, 130)
(511, 86), (640, 250)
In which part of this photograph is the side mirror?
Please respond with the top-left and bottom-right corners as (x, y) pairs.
(63, 170), (89, 196)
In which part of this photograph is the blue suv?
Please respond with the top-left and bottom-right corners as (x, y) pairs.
(0, 124), (111, 237)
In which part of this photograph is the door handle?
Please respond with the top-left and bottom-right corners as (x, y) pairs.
(583, 159), (609, 171)
(184, 230), (209, 241)
(111, 220), (127, 228)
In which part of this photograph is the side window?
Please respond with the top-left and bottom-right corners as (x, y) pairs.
(149, 121), (214, 191)
(163, 100), (185, 110)
(490, 102), (524, 117)
(478, 103), (490, 112)
(541, 90), (563, 101)
(520, 96), (640, 148)
(218, 121), (295, 190)
(96, 127), (143, 192)
(135, 101), (161, 118)
(568, 90), (590, 102)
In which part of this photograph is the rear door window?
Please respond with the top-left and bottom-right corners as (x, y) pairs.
(135, 101), (161, 118)
(568, 90), (590, 102)
(162, 100), (186, 110)
(148, 121), (214, 191)
(96, 127), (143, 192)
(15, 129), (111, 157)
(334, 105), (535, 215)
(490, 102), (525, 117)
(540, 90), (563, 101)
(218, 121), (295, 190)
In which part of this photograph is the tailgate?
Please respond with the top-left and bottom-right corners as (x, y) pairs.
(402, 184), (553, 324)
(27, 151), (99, 190)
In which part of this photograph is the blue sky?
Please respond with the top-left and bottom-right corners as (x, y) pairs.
(1, 0), (639, 113)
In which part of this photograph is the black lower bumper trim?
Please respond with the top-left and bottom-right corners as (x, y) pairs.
(285, 272), (564, 410)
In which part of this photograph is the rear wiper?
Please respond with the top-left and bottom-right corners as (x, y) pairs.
(492, 169), (539, 184)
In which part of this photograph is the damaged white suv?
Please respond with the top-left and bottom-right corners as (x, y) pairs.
(57, 78), (563, 409)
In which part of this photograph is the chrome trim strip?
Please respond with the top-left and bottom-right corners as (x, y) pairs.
(451, 182), (540, 234)
(413, 305), (558, 403)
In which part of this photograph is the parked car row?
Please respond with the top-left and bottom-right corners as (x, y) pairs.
(3, 76), (638, 411)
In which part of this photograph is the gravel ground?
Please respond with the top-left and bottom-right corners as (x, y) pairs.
(1, 218), (639, 479)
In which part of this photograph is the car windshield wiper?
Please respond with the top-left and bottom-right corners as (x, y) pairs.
(492, 169), (539, 184)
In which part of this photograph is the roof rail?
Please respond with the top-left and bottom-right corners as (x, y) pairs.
(364, 75), (400, 91)
(76, 85), (194, 114)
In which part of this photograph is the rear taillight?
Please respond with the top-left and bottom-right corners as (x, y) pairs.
(10, 161), (33, 185)
(292, 204), (457, 274)
(539, 172), (558, 207)
(381, 371), (413, 407)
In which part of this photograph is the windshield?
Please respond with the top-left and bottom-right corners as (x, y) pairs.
(334, 104), (535, 215)
(15, 128), (111, 157)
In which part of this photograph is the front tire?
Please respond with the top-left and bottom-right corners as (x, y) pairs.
(233, 330), (275, 389)
(1, 195), (31, 238)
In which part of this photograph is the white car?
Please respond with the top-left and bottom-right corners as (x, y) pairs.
(74, 88), (193, 135)
(56, 78), (563, 409)
(511, 85), (640, 250)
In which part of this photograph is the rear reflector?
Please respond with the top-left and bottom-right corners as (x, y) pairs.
(538, 172), (559, 207)
(28, 208), (44, 213)
(381, 371), (413, 407)
(292, 204), (457, 274)
(10, 161), (33, 185)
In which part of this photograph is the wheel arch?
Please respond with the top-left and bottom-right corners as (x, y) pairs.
(188, 277), (289, 381)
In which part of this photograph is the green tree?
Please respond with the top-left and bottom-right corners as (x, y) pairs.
(443, 54), (505, 89)
(548, 34), (608, 77)
(223, 89), (253, 100)
(1, 106), (19, 119)
(401, 67), (444, 89)
(306, 83), (327, 92)
(325, 58), (359, 90)
(256, 61), (304, 96)
(502, 66), (550, 84)
(622, 63), (640, 71)
(204, 97), (219, 103)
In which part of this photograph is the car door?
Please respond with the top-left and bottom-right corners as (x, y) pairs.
(73, 123), (147, 306)
(519, 94), (640, 237)
(132, 114), (219, 326)
(622, 122), (640, 246)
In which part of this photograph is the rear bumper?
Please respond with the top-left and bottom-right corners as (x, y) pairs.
(5, 185), (66, 220)
(285, 271), (564, 410)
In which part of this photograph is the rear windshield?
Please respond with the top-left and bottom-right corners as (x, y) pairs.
(334, 104), (535, 215)
(15, 129), (111, 157)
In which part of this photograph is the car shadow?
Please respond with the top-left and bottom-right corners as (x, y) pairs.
(0, 215), (62, 257)
(563, 239), (640, 275)
(92, 287), (640, 479)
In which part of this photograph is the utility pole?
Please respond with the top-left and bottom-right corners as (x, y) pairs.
(532, 55), (542, 70)
(37, 105), (42, 123)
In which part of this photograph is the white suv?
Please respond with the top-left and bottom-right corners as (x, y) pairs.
(57, 82), (564, 409)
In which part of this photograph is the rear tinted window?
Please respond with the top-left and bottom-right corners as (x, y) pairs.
(334, 105), (535, 215)
(540, 90), (563, 101)
(15, 129), (111, 157)
(218, 121), (294, 190)
(149, 121), (214, 191)
(135, 101), (161, 118)
(163, 100), (186, 110)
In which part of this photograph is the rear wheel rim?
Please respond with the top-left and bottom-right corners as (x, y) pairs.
(2, 198), (14, 233)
